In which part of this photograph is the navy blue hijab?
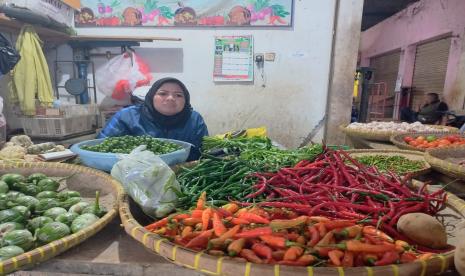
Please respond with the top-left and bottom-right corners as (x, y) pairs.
(142, 77), (193, 129)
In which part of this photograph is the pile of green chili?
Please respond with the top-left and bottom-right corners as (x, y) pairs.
(354, 155), (426, 174)
(176, 157), (258, 209)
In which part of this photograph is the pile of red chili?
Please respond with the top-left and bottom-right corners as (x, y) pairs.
(242, 149), (447, 247)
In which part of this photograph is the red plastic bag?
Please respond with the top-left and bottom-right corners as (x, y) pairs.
(96, 53), (152, 100)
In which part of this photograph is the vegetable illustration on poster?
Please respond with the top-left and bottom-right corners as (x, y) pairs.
(75, 0), (293, 27)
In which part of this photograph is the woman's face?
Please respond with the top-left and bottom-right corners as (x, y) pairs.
(153, 82), (186, 116)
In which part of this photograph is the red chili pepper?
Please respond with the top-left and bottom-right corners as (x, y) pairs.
(251, 243), (273, 261)
(240, 249), (263, 264)
(238, 212), (270, 224)
(308, 226), (320, 247)
(185, 230), (213, 249)
(375, 251), (399, 266)
(234, 227), (273, 239)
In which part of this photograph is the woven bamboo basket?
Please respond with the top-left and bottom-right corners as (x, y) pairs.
(425, 145), (465, 180)
(340, 124), (457, 142)
(391, 132), (465, 152)
(120, 178), (462, 275)
(346, 149), (431, 176)
(0, 162), (123, 275)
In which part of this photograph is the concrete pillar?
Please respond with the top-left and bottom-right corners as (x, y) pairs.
(324, 0), (364, 145)
(447, 29), (465, 109)
(399, 45), (417, 88)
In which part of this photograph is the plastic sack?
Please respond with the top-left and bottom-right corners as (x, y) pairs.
(111, 146), (180, 218)
(0, 33), (20, 74)
(215, 127), (268, 139)
(96, 52), (152, 101)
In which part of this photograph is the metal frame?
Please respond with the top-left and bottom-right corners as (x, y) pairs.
(53, 60), (97, 104)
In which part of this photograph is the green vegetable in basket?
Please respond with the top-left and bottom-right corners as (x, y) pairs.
(34, 198), (60, 214)
(27, 173), (47, 184)
(71, 213), (99, 233)
(57, 191), (80, 201)
(6, 191), (24, 200)
(2, 230), (33, 251)
(0, 194), (8, 210)
(0, 222), (24, 238)
(36, 191), (58, 199)
(0, 181), (9, 194)
(426, 135), (437, 142)
(55, 212), (78, 226)
(14, 196), (39, 210)
(11, 206), (30, 219)
(0, 209), (26, 224)
(81, 191), (106, 218)
(1, 174), (25, 187)
(0, 245), (24, 261)
(17, 183), (40, 196)
(68, 202), (90, 215)
(354, 155), (426, 175)
(81, 135), (182, 155)
(60, 197), (82, 210)
(37, 178), (60, 192)
(36, 222), (70, 244)
(27, 217), (53, 233)
(43, 207), (67, 220)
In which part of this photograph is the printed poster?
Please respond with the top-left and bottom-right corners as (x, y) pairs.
(213, 36), (254, 82)
(75, 0), (293, 27)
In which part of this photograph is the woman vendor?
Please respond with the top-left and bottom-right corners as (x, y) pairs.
(98, 77), (209, 160)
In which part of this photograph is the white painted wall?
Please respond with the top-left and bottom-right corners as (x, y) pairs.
(1, 0), (358, 149)
(73, 0), (337, 148)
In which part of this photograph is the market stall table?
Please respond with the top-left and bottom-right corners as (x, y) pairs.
(347, 136), (399, 150)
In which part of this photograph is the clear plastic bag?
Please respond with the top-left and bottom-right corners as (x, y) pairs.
(96, 53), (151, 101)
(111, 146), (180, 218)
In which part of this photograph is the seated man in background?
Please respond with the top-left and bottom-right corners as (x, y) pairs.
(400, 93), (448, 125)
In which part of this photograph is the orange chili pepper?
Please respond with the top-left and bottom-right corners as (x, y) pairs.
(201, 207), (212, 231)
(283, 246), (304, 261)
(196, 191), (206, 210)
(328, 250), (344, 266)
(212, 212), (227, 236)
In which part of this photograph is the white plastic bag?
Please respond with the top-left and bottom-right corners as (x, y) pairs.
(96, 53), (151, 101)
(111, 146), (180, 218)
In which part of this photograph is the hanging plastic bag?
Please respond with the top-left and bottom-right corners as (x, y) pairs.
(96, 52), (152, 101)
(111, 146), (180, 218)
(0, 33), (20, 74)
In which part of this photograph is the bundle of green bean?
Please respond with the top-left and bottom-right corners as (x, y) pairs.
(354, 155), (426, 174)
(202, 136), (323, 172)
(202, 136), (272, 153)
(176, 158), (258, 209)
(239, 144), (323, 172)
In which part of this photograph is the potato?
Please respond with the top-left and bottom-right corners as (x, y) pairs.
(454, 229), (465, 275)
(397, 213), (447, 249)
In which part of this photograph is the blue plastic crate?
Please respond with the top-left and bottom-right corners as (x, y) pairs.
(71, 138), (192, 172)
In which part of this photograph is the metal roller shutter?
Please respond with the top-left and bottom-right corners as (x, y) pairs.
(369, 51), (401, 119)
(370, 51), (401, 95)
(411, 37), (451, 109)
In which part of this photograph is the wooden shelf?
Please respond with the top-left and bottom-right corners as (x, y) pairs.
(0, 14), (181, 44)
(69, 35), (182, 42)
(0, 14), (70, 42)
